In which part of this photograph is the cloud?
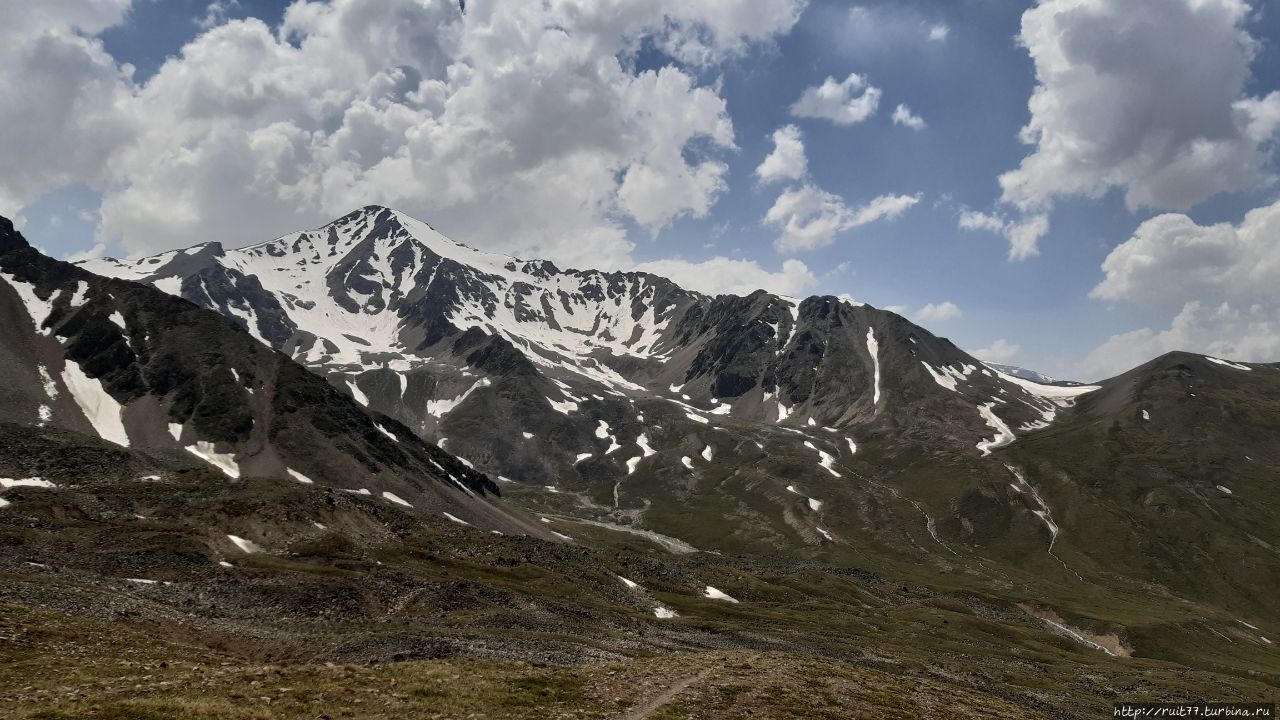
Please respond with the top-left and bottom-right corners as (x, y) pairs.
(0, 1), (137, 216)
(916, 301), (961, 322)
(790, 73), (881, 126)
(891, 104), (925, 131)
(1083, 198), (1280, 377)
(1082, 301), (1279, 380)
(756, 124), (807, 184)
(957, 209), (1049, 260)
(633, 256), (816, 296)
(1000, 0), (1279, 213)
(1091, 199), (1280, 310)
(765, 185), (919, 251)
(199, 0), (241, 29)
(970, 339), (1020, 364)
(835, 6), (952, 51)
(0, 0), (806, 274)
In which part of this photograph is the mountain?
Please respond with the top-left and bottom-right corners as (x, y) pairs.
(79, 205), (1091, 467)
(985, 362), (1079, 386)
(77, 206), (1280, 621)
(4, 208), (1279, 714)
(0, 215), (546, 538)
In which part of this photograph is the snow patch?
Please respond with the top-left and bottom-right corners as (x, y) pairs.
(184, 442), (240, 478)
(287, 468), (314, 484)
(866, 328), (881, 407)
(1206, 356), (1252, 371)
(703, 586), (739, 603)
(976, 403), (1015, 455)
(427, 377), (491, 416)
(61, 360), (130, 447)
(345, 379), (369, 406)
(1, 477), (56, 489)
(442, 512), (470, 525)
(227, 535), (262, 554)
(383, 491), (413, 507)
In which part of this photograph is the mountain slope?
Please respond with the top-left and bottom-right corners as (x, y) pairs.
(0, 215), (545, 538)
(75, 206), (1280, 634)
(79, 206), (1093, 468)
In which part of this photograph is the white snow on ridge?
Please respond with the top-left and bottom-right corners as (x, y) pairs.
(921, 362), (959, 392)
(427, 377), (491, 416)
(1, 273), (62, 336)
(988, 366), (1100, 400)
(617, 575), (639, 590)
(703, 586), (739, 603)
(701, 445), (713, 462)
(61, 360), (130, 447)
(636, 433), (656, 458)
(1206, 356), (1252, 371)
(382, 491), (413, 507)
(442, 512), (470, 525)
(1, 477), (56, 489)
(1007, 465), (1060, 550)
(866, 328), (881, 407)
(681, 456), (694, 470)
(804, 441), (841, 477)
(68, 281), (89, 307)
(227, 535), (262, 553)
(653, 606), (678, 619)
(345, 379), (370, 407)
(184, 441), (240, 478)
(976, 403), (1015, 456)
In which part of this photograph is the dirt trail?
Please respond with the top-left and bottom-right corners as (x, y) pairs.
(617, 667), (714, 720)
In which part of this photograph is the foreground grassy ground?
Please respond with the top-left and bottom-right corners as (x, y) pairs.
(3, 599), (1277, 720)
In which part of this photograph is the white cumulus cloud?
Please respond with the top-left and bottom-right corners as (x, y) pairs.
(1084, 198), (1280, 378)
(916, 301), (961, 322)
(633, 256), (816, 297)
(790, 73), (881, 126)
(1000, 0), (1280, 213)
(957, 209), (1049, 260)
(970, 339), (1021, 364)
(756, 124), (808, 184)
(766, 185), (919, 252)
(0, 0), (807, 274)
(891, 104), (925, 131)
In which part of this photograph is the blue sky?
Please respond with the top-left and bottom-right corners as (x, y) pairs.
(5, 0), (1280, 381)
